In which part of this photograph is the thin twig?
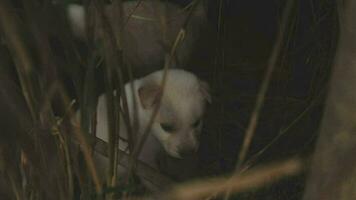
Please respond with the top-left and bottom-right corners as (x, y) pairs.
(0, 1), (37, 121)
(223, 1), (296, 199)
(123, 0), (144, 28)
(126, 0), (202, 179)
(58, 85), (103, 193)
(148, 158), (304, 200)
(236, 0), (296, 169)
(244, 87), (326, 169)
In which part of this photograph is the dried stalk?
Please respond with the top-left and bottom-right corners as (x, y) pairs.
(127, 0), (202, 180)
(236, 0), (296, 169)
(58, 85), (103, 194)
(222, 1), (296, 199)
(0, 1), (38, 121)
(151, 158), (303, 200)
(244, 87), (327, 169)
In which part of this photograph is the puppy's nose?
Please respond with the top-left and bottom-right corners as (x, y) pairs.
(178, 147), (196, 157)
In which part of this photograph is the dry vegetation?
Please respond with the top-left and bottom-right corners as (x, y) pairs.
(1, 0), (352, 200)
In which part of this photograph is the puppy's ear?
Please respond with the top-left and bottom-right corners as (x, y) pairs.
(199, 80), (212, 104)
(138, 83), (162, 109)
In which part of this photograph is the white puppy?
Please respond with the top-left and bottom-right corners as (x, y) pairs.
(94, 69), (210, 168)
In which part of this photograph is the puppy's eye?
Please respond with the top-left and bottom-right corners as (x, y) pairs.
(160, 123), (175, 132)
(192, 119), (201, 128)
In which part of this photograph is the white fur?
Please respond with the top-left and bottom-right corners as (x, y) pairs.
(67, 4), (86, 38)
(94, 69), (209, 168)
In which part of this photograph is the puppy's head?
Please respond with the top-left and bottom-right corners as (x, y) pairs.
(138, 69), (211, 158)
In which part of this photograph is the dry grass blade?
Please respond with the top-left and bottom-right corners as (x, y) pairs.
(236, 0), (296, 170)
(92, 136), (174, 189)
(88, 0), (125, 191)
(127, 0), (202, 178)
(0, 2), (68, 198)
(162, 158), (303, 200)
(57, 85), (103, 194)
(123, 0), (144, 28)
(8, 174), (23, 200)
(222, 1), (296, 199)
(244, 87), (327, 169)
(109, 0), (127, 195)
(0, 1), (37, 121)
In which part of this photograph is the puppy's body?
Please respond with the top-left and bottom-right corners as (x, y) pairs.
(93, 69), (210, 169)
(95, 84), (161, 168)
(68, 1), (210, 179)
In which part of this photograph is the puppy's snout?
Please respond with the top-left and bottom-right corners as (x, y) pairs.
(178, 147), (197, 158)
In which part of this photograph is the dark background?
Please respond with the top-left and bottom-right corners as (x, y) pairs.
(184, 0), (338, 199)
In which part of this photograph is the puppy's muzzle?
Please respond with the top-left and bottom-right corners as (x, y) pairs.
(178, 146), (198, 158)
